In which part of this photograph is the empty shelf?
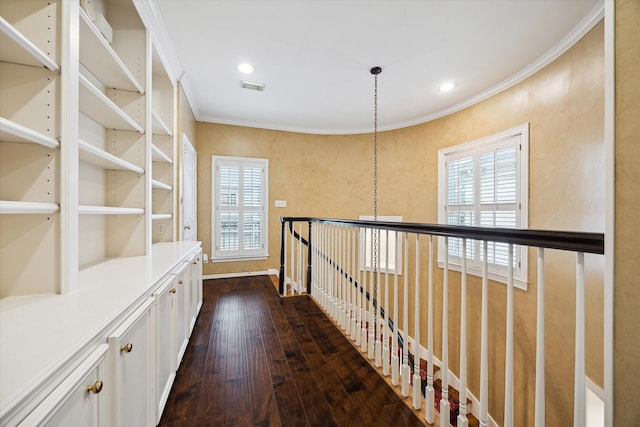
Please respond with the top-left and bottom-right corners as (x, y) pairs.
(152, 179), (172, 191)
(152, 213), (173, 220)
(152, 111), (173, 136)
(79, 74), (144, 134)
(79, 9), (143, 93)
(0, 17), (59, 72)
(79, 140), (144, 173)
(79, 205), (145, 215)
(0, 201), (59, 214)
(151, 144), (172, 163)
(0, 117), (59, 148)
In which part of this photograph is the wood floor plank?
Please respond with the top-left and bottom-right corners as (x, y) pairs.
(159, 276), (425, 427)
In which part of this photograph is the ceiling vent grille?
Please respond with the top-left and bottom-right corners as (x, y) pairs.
(241, 80), (265, 91)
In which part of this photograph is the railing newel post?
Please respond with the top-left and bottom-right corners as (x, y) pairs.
(279, 218), (286, 296)
(307, 221), (312, 294)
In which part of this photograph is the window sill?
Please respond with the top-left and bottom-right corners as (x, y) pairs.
(436, 260), (528, 291)
(213, 255), (269, 263)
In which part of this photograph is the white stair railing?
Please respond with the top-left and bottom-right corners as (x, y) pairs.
(280, 217), (605, 427)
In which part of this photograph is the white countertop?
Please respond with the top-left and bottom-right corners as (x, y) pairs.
(0, 241), (201, 420)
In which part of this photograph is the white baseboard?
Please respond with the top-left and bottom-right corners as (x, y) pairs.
(204, 270), (271, 280)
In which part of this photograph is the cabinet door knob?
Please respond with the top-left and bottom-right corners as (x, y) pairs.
(170, 288), (177, 294)
(87, 380), (103, 394)
(178, 279), (183, 285)
(184, 225), (191, 230)
(121, 343), (133, 353)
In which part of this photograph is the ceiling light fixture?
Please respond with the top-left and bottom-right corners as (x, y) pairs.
(438, 81), (456, 92)
(237, 63), (254, 74)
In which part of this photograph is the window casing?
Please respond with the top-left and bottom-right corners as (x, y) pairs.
(212, 156), (268, 261)
(437, 124), (529, 289)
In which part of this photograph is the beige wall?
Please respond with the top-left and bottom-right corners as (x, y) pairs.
(197, 22), (605, 425)
(614, 0), (640, 425)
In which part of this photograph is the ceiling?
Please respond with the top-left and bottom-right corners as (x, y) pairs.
(153, 0), (603, 135)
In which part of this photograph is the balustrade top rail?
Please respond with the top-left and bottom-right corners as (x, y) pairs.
(281, 217), (604, 255)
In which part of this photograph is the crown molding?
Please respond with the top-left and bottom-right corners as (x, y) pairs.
(133, 0), (202, 119)
(137, 0), (603, 135)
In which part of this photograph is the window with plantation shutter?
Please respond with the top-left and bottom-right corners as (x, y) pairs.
(212, 156), (268, 261)
(437, 124), (529, 289)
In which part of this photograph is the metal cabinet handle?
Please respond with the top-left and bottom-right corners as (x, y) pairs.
(184, 225), (191, 230)
(178, 280), (183, 285)
(87, 380), (103, 394)
(121, 343), (133, 353)
(170, 288), (177, 294)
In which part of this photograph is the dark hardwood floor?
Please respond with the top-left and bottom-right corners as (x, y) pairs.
(159, 275), (426, 427)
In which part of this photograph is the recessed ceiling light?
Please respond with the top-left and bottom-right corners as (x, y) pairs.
(237, 63), (254, 74)
(438, 81), (456, 92)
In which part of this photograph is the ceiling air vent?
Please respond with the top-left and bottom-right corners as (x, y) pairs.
(241, 80), (265, 91)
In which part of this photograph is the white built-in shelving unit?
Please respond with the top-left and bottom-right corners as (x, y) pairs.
(150, 44), (176, 244)
(0, 3), (198, 425)
(0, 0), (178, 298)
(0, 0), (61, 297)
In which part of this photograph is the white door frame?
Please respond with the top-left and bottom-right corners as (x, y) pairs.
(180, 133), (197, 241)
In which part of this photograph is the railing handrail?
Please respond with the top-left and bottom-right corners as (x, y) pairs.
(281, 217), (604, 255)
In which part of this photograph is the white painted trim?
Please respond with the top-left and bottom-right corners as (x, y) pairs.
(203, 271), (271, 280)
(134, 0), (200, 118)
(603, 1), (614, 426)
(195, 2), (604, 135)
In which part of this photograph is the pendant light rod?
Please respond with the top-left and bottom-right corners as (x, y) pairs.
(371, 66), (382, 328)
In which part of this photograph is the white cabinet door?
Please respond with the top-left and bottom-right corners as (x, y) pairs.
(108, 298), (154, 427)
(19, 345), (109, 427)
(174, 264), (189, 367)
(188, 249), (203, 334)
(153, 277), (175, 423)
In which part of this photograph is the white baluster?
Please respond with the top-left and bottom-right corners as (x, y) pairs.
(318, 224), (327, 310)
(341, 226), (347, 330)
(351, 227), (358, 340)
(331, 225), (340, 322)
(298, 223), (303, 294)
(457, 239), (468, 427)
(535, 248), (545, 427)
(440, 237), (450, 426)
(325, 224), (330, 310)
(402, 232), (410, 397)
(504, 244), (514, 427)
(375, 229), (383, 367)
(425, 235), (435, 423)
(574, 252), (586, 427)
(392, 232), (400, 386)
(480, 240), (489, 427)
(356, 228), (363, 345)
(383, 230), (390, 376)
(346, 226), (351, 335)
(360, 228), (368, 352)
(338, 226), (344, 327)
(369, 228), (376, 361)
(413, 235), (422, 410)
(290, 221), (295, 296)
